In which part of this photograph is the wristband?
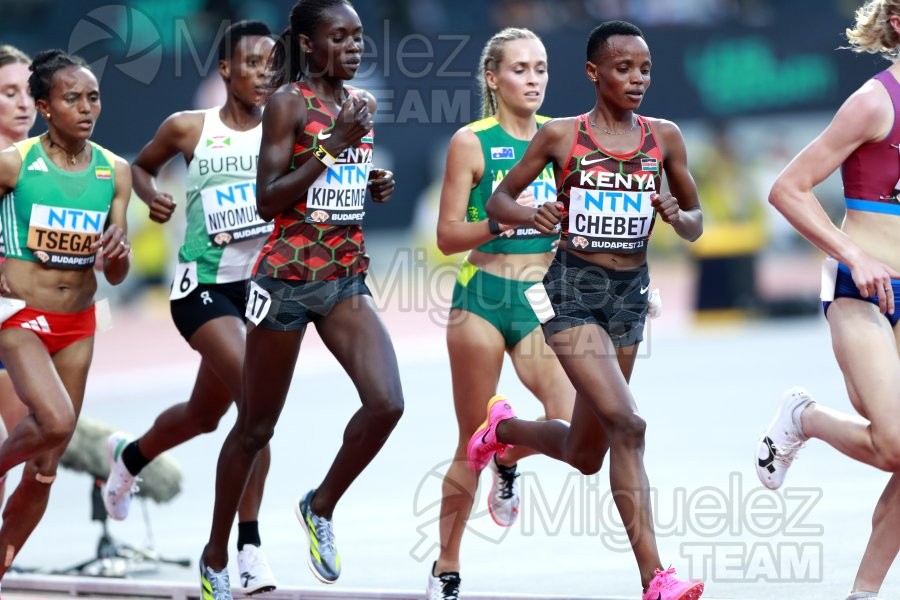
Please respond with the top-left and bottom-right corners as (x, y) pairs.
(313, 144), (336, 168)
(488, 219), (502, 235)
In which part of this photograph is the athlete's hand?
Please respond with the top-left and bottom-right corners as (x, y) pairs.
(651, 192), (680, 224)
(148, 192), (176, 223)
(368, 168), (394, 203)
(847, 252), (900, 315)
(328, 96), (373, 153)
(534, 201), (564, 236)
(0, 267), (10, 296)
(93, 224), (131, 261)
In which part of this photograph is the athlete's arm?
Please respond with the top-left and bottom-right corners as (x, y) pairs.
(437, 127), (505, 255)
(771, 81), (900, 309)
(132, 111), (202, 223)
(486, 119), (568, 233)
(99, 156), (132, 285)
(0, 147), (21, 197)
(256, 85), (372, 221)
(654, 120), (702, 242)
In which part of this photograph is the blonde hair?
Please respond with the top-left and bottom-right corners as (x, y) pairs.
(0, 45), (30, 69)
(846, 0), (900, 58)
(478, 28), (542, 119)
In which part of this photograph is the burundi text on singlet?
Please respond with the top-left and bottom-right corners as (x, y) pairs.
(180, 107), (271, 284)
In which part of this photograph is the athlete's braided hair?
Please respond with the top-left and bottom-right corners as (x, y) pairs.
(478, 28), (542, 119)
(28, 49), (88, 102)
(585, 21), (644, 63)
(268, 0), (353, 91)
(0, 45), (30, 70)
(846, 0), (900, 59)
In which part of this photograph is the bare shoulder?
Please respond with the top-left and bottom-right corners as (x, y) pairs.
(163, 109), (206, 137)
(266, 83), (306, 118)
(450, 124), (482, 152)
(643, 116), (683, 139)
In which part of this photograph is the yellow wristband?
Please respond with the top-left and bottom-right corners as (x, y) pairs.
(313, 144), (336, 168)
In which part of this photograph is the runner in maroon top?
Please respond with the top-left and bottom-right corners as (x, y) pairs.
(479, 21), (705, 599)
(199, 0), (401, 596)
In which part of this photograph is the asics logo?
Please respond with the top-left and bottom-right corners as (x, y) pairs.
(581, 155), (610, 166)
(758, 436), (777, 473)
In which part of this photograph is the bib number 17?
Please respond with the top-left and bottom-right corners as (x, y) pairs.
(246, 281), (272, 325)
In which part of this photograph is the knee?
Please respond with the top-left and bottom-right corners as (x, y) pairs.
(608, 412), (646, 448)
(41, 408), (76, 448)
(238, 421), (275, 454)
(368, 391), (404, 427)
(193, 413), (223, 435)
(568, 447), (606, 475)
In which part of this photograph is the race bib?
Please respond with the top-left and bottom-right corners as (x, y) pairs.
(306, 162), (371, 226)
(170, 261), (199, 301)
(245, 280), (272, 325)
(27, 204), (108, 269)
(491, 173), (557, 239)
(200, 181), (272, 246)
(94, 297), (114, 332)
(567, 187), (654, 253)
(524, 282), (556, 324)
(820, 257), (838, 302)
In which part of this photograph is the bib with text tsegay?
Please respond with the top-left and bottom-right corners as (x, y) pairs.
(558, 115), (662, 254)
(305, 147), (372, 226)
(200, 180), (271, 246)
(27, 204), (109, 268)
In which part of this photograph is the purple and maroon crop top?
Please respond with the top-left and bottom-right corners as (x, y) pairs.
(842, 70), (900, 215)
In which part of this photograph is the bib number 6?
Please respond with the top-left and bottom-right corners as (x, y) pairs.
(246, 281), (272, 326)
(169, 262), (199, 301)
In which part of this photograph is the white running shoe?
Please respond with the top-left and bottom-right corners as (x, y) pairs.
(237, 544), (277, 595)
(488, 454), (520, 527)
(426, 562), (461, 600)
(102, 432), (140, 520)
(846, 593), (883, 600)
(755, 387), (814, 490)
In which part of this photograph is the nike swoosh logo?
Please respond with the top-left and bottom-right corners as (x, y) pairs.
(581, 156), (610, 166)
(318, 132), (332, 139)
(640, 285), (650, 294)
(758, 436), (777, 473)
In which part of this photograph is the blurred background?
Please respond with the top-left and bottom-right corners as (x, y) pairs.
(0, 1), (894, 598)
(0, 0), (884, 319)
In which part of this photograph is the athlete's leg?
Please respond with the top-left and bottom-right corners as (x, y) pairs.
(309, 294), (404, 516)
(0, 330), (78, 475)
(0, 371), (26, 504)
(434, 308), (505, 574)
(203, 325), (303, 570)
(546, 324), (660, 586)
(504, 326), (576, 465)
(800, 299), (900, 470)
(0, 335), (92, 579)
(0, 371), (26, 434)
(134, 316), (270, 522)
(847, 319), (900, 595)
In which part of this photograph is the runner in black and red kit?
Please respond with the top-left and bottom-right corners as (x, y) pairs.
(199, 1), (401, 596)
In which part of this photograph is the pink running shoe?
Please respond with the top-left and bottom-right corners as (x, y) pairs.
(466, 395), (516, 472)
(642, 567), (704, 600)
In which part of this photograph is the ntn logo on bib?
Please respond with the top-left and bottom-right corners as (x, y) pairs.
(201, 181), (272, 246)
(568, 187), (655, 253)
(27, 204), (108, 267)
(306, 161), (371, 226)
